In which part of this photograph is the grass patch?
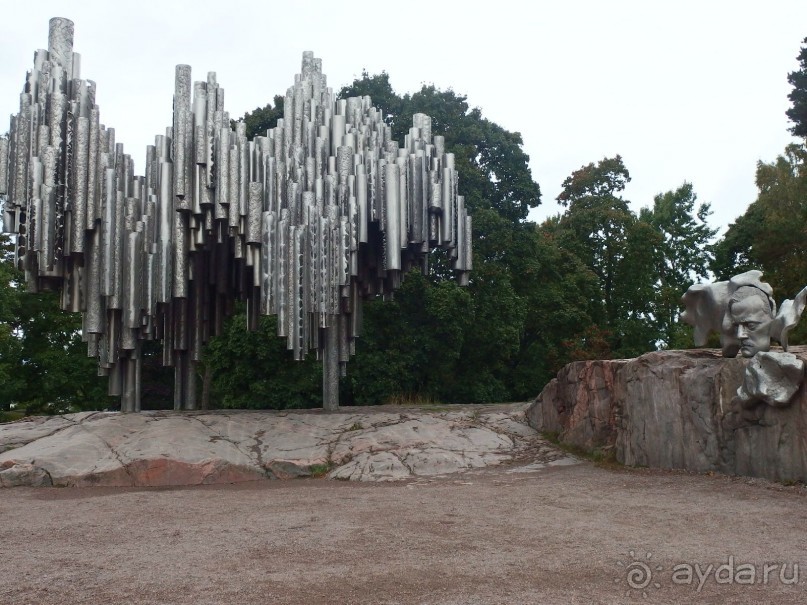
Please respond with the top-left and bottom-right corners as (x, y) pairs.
(0, 411), (25, 424)
(347, 422), (364, 431)
(540, 431), (620, 468)
(309, 463), (333, 478)
(384, 393), (446, 409)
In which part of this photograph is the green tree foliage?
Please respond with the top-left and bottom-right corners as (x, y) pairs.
(551, 158), (716, 356)
(504, 219), (599, 396)
(240, 95), (285, 139)
(787, 38), (807, 138)
(0, 234), (108, 414)
(551, 156), (659, 356)
(712, 145), (807, 294)
(641, 183), (717, 347)
(345, 271), (472, 404)
(555, 156), (635, 329)
(203, 309), (322, 409)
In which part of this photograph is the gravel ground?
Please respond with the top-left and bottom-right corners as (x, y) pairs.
(1, 461), (806, 605)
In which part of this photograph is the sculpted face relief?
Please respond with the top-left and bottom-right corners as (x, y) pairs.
(727, 288), (774, 358)
(681, 269), (806, 359)
(680, 270), (807, 412)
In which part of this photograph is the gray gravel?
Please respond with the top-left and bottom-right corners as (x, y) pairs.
(1, 462), (806, 604)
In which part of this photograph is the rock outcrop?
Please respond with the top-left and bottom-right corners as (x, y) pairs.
(0, 405), (556, 487)
(527, 347), (807, 482)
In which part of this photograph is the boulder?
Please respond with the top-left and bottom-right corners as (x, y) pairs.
(526, 347), (807, 482)
(526, 358), (629, 451)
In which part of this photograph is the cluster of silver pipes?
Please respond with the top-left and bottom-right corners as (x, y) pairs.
(0, 18), (472, 411)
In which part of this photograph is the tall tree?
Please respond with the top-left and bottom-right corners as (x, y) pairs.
(551, 158), (718, 357)
(787, 37), (807, 138)
(202, 310), (322, 409)
(399, 87), (540, 223)
(508, 218), (599, 396)
(642, 183), (717, 347)
(712, 144), (807, 293)
(555, 156), (636, 332)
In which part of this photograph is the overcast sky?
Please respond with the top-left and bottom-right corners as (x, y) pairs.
(2, 0), (806, 232)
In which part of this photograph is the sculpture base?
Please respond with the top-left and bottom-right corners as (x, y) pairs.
(527, 347), (807, 482)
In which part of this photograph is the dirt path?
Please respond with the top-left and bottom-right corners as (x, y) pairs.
(1, 461), (806, 604)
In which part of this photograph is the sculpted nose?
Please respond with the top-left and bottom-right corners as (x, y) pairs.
(736, 325), (748, 339)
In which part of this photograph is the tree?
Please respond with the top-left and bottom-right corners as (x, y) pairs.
(555, 156), (638, 333)
(507, 219), (599, 396)
(787, 37), (807, 138)
(0, 234), (108, 414)
(551, 159), (718, 357)
(642, 183), (717, 347)
(402, 87), (540, 223)
(240, 95), (285, 140)
(345, 271), (472, 404)
(203, 309), (322, 410)
(712, 145), (807, 293)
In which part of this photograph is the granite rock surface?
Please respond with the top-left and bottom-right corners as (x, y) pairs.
(527, 347), (807, 481)
(0, 405), (559, 487)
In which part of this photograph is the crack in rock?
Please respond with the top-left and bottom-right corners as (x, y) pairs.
(75, 422), (137, 486)
(187, 415), (258, 467)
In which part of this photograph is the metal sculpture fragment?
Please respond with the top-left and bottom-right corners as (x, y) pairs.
(736, 351), (804, 408)
(0, 18), (473, 412)
(681, 270), (807, 358)
(681, 270), (807, 409)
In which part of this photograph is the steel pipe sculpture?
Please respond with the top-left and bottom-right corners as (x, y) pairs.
(0, 18), (472, 412)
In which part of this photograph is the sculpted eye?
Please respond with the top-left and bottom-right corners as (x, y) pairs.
(745, 322), (759, 330)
